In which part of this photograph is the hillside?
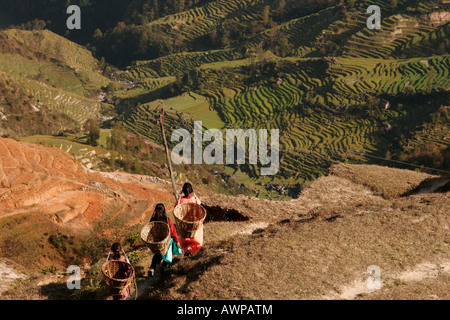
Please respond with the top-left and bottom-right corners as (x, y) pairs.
(162, 165), (449, 300)
(0, 29), (114, 137)
(0, 137), (175, 271)
(108, 0), (450, 197)
(0, 136), (448, 299)
(0, 0), (449, 301)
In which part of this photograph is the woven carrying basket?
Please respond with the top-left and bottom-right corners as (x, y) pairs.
(140, 221), (171, 255)
(173, 203), (207, 238)
(101, 260), (134, 293)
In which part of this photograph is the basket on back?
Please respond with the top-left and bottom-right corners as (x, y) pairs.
(140, 221), (171, 255)
(102, 260), (134, 293)
(173, 203), (207, 238)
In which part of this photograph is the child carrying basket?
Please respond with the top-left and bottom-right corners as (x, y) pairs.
(102, 243), (135, 300)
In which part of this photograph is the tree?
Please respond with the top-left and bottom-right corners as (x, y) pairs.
(210, 29), (218, 46)
(85, 118), (100, 146)
(276, 36), (293, 57)
(178, 0), (186, 12)
(275, 0), (286, 19)
(391, 0), (398, 10)
(107, 121), (127, 169)
(92, 28), (103, 42)
(403, 84), (416, 96)
(31, 19), (46, 31)
(262, 5), (270, 25)
(109, 121), (125, 152)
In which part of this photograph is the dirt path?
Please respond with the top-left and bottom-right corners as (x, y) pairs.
(128, 220), (271, 300)
(128, 275), (158, 300)
(322, 259), (450, 300)
(0, 258), (26, 295)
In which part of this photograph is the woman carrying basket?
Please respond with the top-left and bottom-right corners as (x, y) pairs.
(175, 183), (204, 257)
(148, 203), (181, 277)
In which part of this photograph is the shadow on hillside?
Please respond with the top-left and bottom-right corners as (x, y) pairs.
(143, 249), (225, 299)
(40, 282), (73, 300)
(402, 176), (450, 196)
(203, 204), (249, 223)
(176, 253), (224, 295)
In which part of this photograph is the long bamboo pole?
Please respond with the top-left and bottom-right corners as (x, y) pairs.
(158, 108), (178, 200)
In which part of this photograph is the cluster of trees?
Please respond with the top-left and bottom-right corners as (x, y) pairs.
(205, 20), (291, 58)
(2, 0), (440, 69)
(83, 119), (141, 172)
(92, 23), (187, 67)
(0, 0), (346, 67)
(398, 144), (450, 172)
(84, 118), (100, 146)
(262, 29), (294, 57)
(396, 105), (450, 172)
(124, 0), (206, 25)
(0, 0), (205, 66)
(105, 122), (164, 174)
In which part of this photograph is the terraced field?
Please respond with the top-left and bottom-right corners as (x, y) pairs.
(144, 0), (266, 43)
(344, 15), (444, 59)
(0, 0), (431, 198)
(0, 29), (113, 134)
(121, 101), (196, 144)
(0, 29), (111, 95)
(112, 0), (449, 195)
(328, 55), (450, 104)
(19, 134), (112, 171)
(394, 23), (449, 58)
(1, 71), (103, 126)
(118, 49), (240, 80)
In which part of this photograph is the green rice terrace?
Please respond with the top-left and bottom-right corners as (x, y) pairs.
(1, 0), (449, 199)
(111, 0), (449, 197)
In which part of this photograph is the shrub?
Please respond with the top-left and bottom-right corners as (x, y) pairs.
(128, 250), (143, 264)
(124, 232), (141, 246)
(84, 118), (100, 146)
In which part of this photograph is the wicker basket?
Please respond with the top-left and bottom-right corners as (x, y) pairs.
(140, 221), (171, 255)
(102, 260), (134, 293)
(173, 203), (207, 238)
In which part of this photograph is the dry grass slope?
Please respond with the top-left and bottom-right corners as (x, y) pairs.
(133, 163), (449, 300)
